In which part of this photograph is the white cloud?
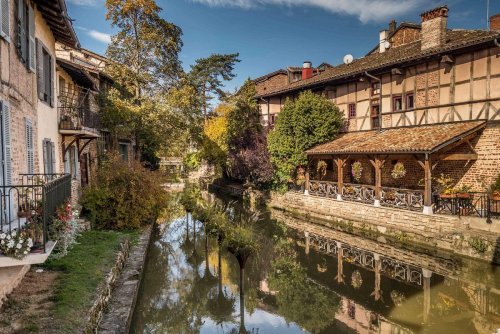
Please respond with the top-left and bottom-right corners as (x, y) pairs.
(76, 26), (112, 44)
(190, 0), (422, 23)
(67, 0), (99, 5)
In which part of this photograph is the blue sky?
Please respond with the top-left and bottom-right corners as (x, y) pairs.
(67, 0), (500, 92)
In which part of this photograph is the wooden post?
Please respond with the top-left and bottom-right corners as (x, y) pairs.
(370, 156), (385, 207)
(423, 154), (433, 214)
(422, 269), (432, 324)
(334, 157), (345, 201)
(304, 169), (310, 196)
(372, 253), (381, 301)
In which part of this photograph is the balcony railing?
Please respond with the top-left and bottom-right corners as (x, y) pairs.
(309, 180), (339, 198)
(381, 187), (424, 211)
(0, 174), (71, 255)
(434, 193), (500, 221)
(342, 183), (376, 204)
(59, 106), (100, 132)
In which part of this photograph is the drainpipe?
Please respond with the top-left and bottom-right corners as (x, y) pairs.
(365, 71), (382, 132)
(494, 38), (500, 48)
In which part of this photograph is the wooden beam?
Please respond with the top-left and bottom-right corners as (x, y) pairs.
(438, 153), (478, 161)
(423, 155), (432, 207)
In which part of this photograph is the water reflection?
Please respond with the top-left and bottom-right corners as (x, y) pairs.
(130, 193), (500, 334)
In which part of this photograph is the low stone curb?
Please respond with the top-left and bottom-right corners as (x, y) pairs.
(96, 226), (152, 334)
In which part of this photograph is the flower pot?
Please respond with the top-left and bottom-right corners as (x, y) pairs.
(491, 194), (500, 201)
(439, 193), (456, 199)
(456, 193), (471, 199)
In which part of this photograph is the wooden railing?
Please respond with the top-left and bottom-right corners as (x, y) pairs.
(381, 187), (424, 211)
(342, 183), (376, 204)
(309, 180), (339, 198)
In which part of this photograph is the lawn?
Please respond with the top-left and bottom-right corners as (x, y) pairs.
(43, 229), (140, 332)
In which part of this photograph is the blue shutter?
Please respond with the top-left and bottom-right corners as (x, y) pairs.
(28, 3), (35, 72)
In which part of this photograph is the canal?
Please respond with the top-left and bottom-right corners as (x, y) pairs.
(130, 191), (500, 334)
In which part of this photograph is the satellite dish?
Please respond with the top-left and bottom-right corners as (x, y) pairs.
(383, 40), (391, 49)
(343, 54), (354, 65)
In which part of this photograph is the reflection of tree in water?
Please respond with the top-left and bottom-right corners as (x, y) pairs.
(269, 243), (341, 334)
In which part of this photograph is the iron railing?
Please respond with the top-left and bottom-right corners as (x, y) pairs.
(59, 106), (100, 131)
(0, 174), (71, 254)
(434, 193), (500, 222)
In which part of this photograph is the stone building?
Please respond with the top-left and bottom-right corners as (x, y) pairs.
(256, 6), (500, 216)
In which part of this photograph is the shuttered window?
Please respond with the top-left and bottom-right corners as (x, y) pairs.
(0, 0), (10, 42)
(25, 118), (34, 174)
(42, 139), (56, 174)
(1, 101), (12, 186)
(15, 0), (34, 70)
(36, 39), (54, 106)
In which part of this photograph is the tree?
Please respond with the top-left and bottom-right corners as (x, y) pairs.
(201, 104), (232, 172)
(104, 0), (183, 162)
(189, 53), (240, 118)
(106, 0), (183, 96)
(226, 80), (273, 186)
(267, 91), (344, 188)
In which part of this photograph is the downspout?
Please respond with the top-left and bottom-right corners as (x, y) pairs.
(365, 71), (382, 132)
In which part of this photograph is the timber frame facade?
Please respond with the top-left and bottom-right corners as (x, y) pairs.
(256, 6), (500, 216)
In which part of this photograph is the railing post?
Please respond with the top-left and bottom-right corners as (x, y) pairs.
(304, 170), (310, 196)
(370, 157), (384, 207)
(420, 154), (433, 215)
(335, 157), (344, 201)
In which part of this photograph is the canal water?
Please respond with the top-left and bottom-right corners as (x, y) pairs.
(130, 192), (500, 334)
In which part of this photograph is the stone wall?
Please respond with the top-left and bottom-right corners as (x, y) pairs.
(270, 191), (500, 263)
(0, 265), (30, 308)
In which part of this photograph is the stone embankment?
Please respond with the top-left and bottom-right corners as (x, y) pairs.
(270, 192), (500, 264)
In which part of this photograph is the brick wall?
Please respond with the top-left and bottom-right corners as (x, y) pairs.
(390, 27), (420, 48)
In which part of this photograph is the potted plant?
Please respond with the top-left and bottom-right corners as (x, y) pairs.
(351, 161), (363, 183)
(488, 174), (500, 201)
(391, 162), (406, 180)
(454, 184), (472, 199)
(435, 174), (455, 199)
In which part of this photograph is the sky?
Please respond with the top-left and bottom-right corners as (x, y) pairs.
(66, 0), (500, 92)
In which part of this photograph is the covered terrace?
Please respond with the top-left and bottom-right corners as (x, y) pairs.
(301, 121), (488, 215)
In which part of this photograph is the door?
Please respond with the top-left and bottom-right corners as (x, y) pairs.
(80, 153), (89, 187)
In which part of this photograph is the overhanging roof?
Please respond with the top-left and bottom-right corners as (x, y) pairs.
(57, 58), (97, 90)
(306, 121), (486, 155)
(36, 0), (79, 48)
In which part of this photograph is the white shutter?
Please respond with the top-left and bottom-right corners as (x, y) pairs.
(28, 3), (35, 72)
(1, 102), (12, 186)
(0, 0), (10, 42)
(25, 118), (34, 174)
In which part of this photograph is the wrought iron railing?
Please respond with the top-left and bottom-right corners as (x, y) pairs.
(0, 174), (71, 255)
(59, 106), (100, 131)
(309, 180), (339, 198)
(434, 193), (500, 221)
(342, 183), (376, 204)
(381, 187), (424, 211)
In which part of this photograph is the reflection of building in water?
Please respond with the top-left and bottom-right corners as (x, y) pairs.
(273, 209), (500, 334)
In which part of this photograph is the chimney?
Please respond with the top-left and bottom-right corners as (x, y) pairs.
(491, 14), (500, 31)
(389, 20), (397, 35)
(420, 6), (448, 51)
(379, 30), (389, 53)
(302, 61), (313, 80)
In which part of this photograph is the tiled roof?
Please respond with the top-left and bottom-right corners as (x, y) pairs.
(253, 69), (287, 83)
(257, 29), (500, 98)
(306, 121), (486, 155)
(37, 0), (79, 48)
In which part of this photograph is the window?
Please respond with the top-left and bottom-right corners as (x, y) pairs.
(0, 101), (12, 186)
(119, 143), (129, 162)
(65, 146), (78, 179)
(406, 93), (415, 110)
(36, 41), (54, 106)
(270, 114), (277, 126)
(59, 76), (66, 96)
(25, 118), (33, 174)
(42, 139), (56, 174)
(348, 103), (356, 118)
(393, 95), (402, 112)
(1, 0), (11, 42)
(371, 105), (380, 129)
(15, 0), (35, 71)
(371, 82), (381, 95)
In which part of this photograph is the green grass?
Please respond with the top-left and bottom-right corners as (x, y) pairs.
(43, 229), (140, 332)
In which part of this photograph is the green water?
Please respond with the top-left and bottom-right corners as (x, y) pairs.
(130, 193), (500, 334)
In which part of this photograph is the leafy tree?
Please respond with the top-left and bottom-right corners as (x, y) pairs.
(267, 91), (344, 188)
(201, 104), (232, 172)
(106, 0), (183, 96)
(189, 53), (240, 118)
(226, 80), (273, 186)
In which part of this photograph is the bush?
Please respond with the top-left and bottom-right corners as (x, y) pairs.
(80, 154), (168, 230)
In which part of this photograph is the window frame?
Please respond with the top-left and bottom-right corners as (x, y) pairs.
(393, 95), (403, 112)
(371, 82), (381, 96)
(406, 93), (415, 110)
(348, 103), (356, 119)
